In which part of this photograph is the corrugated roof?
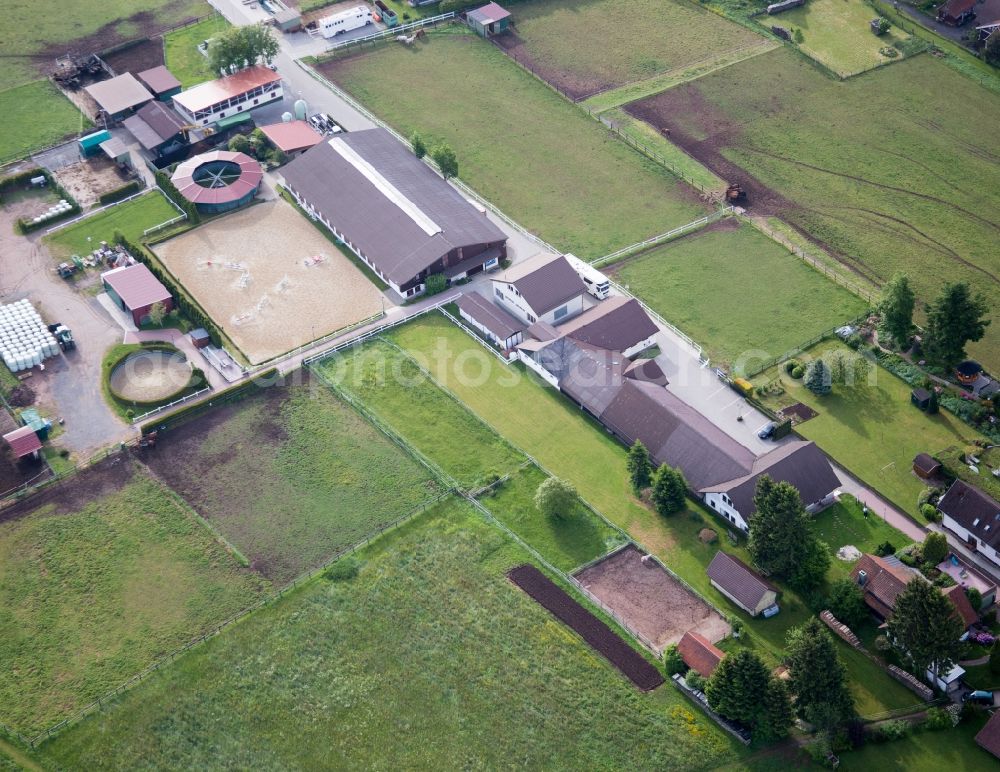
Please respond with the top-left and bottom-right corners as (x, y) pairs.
(599, 379), (755, 490)
(85, 73), (153, 115)
(468, 2), (511, 24)
(494, 254), (586, 317)
(122, 101), (187, 149)
(700, 440), (840, 518)
(101, 264), (171, 310)
(677, 631), (724, 678)
(938, 480), (1000, 553)
(457, 291), (525, 342)
(280, 129), (506, 285)
(259, 121), (323, 153)
(559, 295), (659, 353)
(171, 150), (263, 205)
(706, 552), (775, 611)
(136, 65), (181, 95)
(3, 426), (41, 458)
(173, 65), (281, 113)
(99, 137), (130, 159)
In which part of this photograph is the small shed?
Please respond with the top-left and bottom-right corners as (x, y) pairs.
(706, 551), (779, 617)
(273, 7), (303, 32)
(189, 328), (211, 349)
(78, 129), (112, 158)
(467, 2), (512, 37)
(136, 66), (182, 102)
(3, 426), (41, 460)
(19, 408), (52, 441)
(259, 121), (324, 157)
(101, 264), (173, 326)
(937, 0), (976, 26)
(912, 452), (941, 480)
(911, 387), (932, 410)
(99, 136), (132, 168)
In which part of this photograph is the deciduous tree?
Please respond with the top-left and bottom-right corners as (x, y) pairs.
(887, 578), (965, 684)
(432, 144), (458, 179)
(651, 464), (687, 517)
(923, 282), (991, 368)
(921, 531), (948, 566)
(826, 578), (868, 628)
(208, 24), (279, 75)
(534, 477), (578, 520)
(627, 440), (652, 493)
(878, 273), (915, 348)
(147, 302), (167, 327)
(786, 618), (855, 730)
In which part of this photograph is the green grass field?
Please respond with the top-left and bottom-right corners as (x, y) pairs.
(0, 81), (90, 165)
(319, 32), (708, 259)
(35, 497), (741, 770)
(626, 49), (1000, 371)
(0, 460), (266, 736)
(477, 464), (626, 571)
(388, 315), (917, 715)
(609, 220), (868, 371)
(0, 0), (206, 91)
(814, 495), (912, 581)
(143, 379), (439, 584)
(163, 15), (230, 88)
(496, 0), (764, 99)
(314, 339), (525, 489)
(753, 339), (989, 520)
(44, 191), (179, 261)
(778, 0), (917, 76)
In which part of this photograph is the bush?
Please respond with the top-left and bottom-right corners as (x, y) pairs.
(664, 643), (686, 675)
(921, 504), (942, 523)
(685, 671), (706, 691)
(922, 532), (949, 565)
(869, 719), (909, 743)
(785, 359), (801, 375)
(967, 587), (983, 612)
(98, 180), (142, 205)
(791, 364), (805, 379)
(874, 634), (891, 652)
(923, 707), (951, 731)
(875, 540), (896, 557)
(324, 556), (360, 581)
(898, 551), (917, 567)
(424, 272), (447, 296)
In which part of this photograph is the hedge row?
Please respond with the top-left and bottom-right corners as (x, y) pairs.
(140, 367), (279, 435)
(106, 342), (207, 409)
(98, 180), (143, 205)
(154, 170), (199, 224)
(114, 231), (224, 349)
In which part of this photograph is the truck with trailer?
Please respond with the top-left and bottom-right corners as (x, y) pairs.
(320, 5), (374, 38)
(564, 253), (611, 299)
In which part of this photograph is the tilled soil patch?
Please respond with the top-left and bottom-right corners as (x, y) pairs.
(508, 563), (664, 691)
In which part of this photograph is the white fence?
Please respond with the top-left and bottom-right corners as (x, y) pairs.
(143, 213), (187, 236)
(437, 306), (515, 364)
(591, 208), (734, 269)
(607, 277), (703, 359)
(326, 12), (455, 49)
(42, 189), (150, 236)
(131, 386), (212, 424)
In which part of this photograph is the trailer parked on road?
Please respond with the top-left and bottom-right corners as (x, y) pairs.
(320, 5), (374, 38)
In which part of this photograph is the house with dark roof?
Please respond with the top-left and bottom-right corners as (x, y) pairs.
(976, 709), (1000, 760)
(706, 551), (779, 616)
(937, 0), (976, 25)
(122, 101), (188, 158)
(700, 440), (841, 531)
(136, 65), (182, 102)
(938, 480), (1000, 569)
(677, 631), (724, 678)
(456, 292), (525, 350)
(281, 129), (508, 298)
(555, 296), (658, 357)
(492, 254), (586, 326)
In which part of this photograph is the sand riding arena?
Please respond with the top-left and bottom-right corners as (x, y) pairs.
(575, 544), (730, 653)
(152, 200), (383, 363)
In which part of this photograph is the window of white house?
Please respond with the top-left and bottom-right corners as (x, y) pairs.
(527, 314), (536, 323)
(554, 306), (568, 320)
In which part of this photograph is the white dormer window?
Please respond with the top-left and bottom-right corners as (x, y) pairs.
(973, 518), (980, 527)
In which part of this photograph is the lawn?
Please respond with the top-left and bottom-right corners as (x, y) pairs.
(313, 339), (525, 490)
(623, 49), (1000, 371)
(814, 495), (913, 581)
(477, 464), (626, 571)
(752, 338), (989, 520)
(44, 191), (179, 261)
(0, 0), (206, 91)
(493, 0), (764, 100)
(609, 219), (868, 372)
(163, 15), (230, 88)
(0, 81), (90, 165)
(0, 458), (267, 736)
(778, 0), (918, 77)
(319, 32), (708, 259)
(388, 314), (918, 714)
(36, 497), (742, 770)
(142, 377), (439, 584)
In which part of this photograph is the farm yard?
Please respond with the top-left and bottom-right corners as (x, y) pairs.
(314, 339), (525, 490)
(34, 497), (741, 770)
(318, 32), (709, 259)
(608, 218), (868, 372)
(492, 0), (766, 100)
(44, 191), (179, 261)
(775, 0), (920, 76)
(0, 81), (89, 166)
(752, 338), (989, 520)
(163, 15), (231, 88)
(151, 201), (384, 364)
(575, 544), (730, 652)
(141, 376), (439, 584)
(0, 456), (267, 736)
(623, 49), (1000, 371)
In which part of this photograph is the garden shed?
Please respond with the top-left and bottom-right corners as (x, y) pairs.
(3, 426), (41, 460)
(467, 3), (512, 38)
(912, 452), (941, 479)
(136, 66), (182, 102)
(910, 387), (931, 410)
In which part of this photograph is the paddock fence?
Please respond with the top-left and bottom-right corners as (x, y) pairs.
(591, 208), (735, 269)
(130, 386), (212, 424)
(324, 12), (456, 52)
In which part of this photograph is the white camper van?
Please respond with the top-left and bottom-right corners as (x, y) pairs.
(564, 253), (611, 299)
(320, 6), (374, 38)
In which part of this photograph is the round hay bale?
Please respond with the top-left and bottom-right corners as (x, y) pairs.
(698, 528), (718, 544)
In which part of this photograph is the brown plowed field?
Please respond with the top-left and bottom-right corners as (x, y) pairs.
(508, 563), (665, 691)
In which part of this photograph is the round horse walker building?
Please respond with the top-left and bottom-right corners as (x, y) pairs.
(170, 150), (263, 214)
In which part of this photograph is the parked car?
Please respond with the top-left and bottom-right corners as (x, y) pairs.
(963, 690), (994, 705)
(758, 421), (777, 440)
